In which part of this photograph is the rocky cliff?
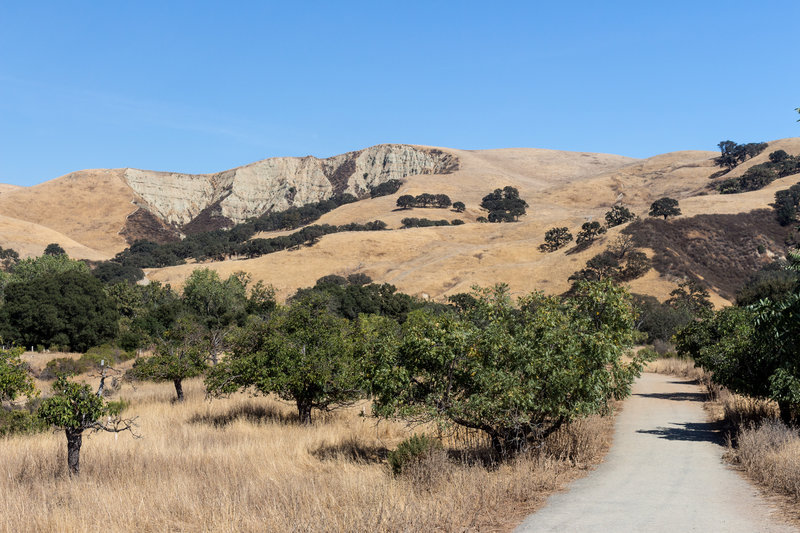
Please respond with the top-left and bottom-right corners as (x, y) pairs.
(123, 144), (458, 233)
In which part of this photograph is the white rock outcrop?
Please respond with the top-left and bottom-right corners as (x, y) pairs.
(123, 144), (457, 227)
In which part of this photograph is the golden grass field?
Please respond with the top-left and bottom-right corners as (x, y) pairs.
(1, 365), (615, 533)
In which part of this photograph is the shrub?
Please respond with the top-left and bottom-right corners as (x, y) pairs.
(0, 407), (48, 437)
(387, 434), (443, 475)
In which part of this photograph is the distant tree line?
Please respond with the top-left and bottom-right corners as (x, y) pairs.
(400, 218), (463, 228)
(774, 182), (800, 226)
(714, 140), (768, 171)
(396, 193), (456, 209)
(718, 150), (800, 194)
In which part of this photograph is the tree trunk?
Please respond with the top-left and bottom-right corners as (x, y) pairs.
(778, 401), (793, 426)
(173, 379), (184, 402)
(66, 428), (83, 476)
(296, 399), (313, 424)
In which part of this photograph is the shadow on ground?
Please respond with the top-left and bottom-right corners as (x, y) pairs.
(636, 421), (722, 444)
(634, 391), (707, 402)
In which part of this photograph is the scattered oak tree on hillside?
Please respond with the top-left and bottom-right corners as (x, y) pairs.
(604, 205), (636, 228)
(480, 186), (528, 222)
(452, 201), (466, 213)
(648, 197), (681, 220)
(43, 243), (66, 256)
(575, 221), (606, 247)
(539, 227), (573, 252)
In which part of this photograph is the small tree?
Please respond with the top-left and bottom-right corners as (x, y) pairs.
(575, 221), (606, 247)
(648, 197), (681, 220)
(480, 186), (528, 222)
(604, 206), (636, 228)
(539, 227), (573, 252)
(452, 201), (466, 213)
(667, 279), (713, 317)
(205, 294), (364, 423)
(129, 317), (208, 402)
(37, 369), (136, 475)
(43, 243), (66, 256)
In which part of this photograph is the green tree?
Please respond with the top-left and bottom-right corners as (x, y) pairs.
(371, 282), (642, 457)
(43, 243), (66, 256)
(10, 253), (89, 282)
(205, 294), (364, 423)
(0, 246), (19, 272)
(604, 205), (636, 228)
(480, 186), (528, 222)
(666, 279), (713, 317)
(1, 269), (118, 352)
(648, 197), (681, 220)
(396, 195), (415, 209)
(452, 201), (466, 213)
(182, 268), (248, 364)
(539, 227), (573, 252)
(575, 221), (606, 247)
(129, 317), (208, 401)
(37, 372), (136, 475)
(0, 347), (35, 403)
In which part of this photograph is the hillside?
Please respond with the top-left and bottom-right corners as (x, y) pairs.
(3, 139), (799, 306)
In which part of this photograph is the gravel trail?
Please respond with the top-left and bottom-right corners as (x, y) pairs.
(515, 372), (797, 532)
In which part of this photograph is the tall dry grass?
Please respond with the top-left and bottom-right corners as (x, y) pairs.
(1, 377), (615, 532)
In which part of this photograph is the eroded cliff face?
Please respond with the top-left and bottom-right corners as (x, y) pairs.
(123, 144), (458, 231)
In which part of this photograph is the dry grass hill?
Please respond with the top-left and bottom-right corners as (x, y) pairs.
(3, 139), (800, 306)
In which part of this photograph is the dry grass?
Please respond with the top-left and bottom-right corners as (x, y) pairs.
(0, 376), (615, 532)
(732, 421), (800, 503)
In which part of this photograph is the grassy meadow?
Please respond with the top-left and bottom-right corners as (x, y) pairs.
(1, 369), (614, 533)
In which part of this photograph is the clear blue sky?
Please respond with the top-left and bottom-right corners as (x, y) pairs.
(1, 1), (798, 186)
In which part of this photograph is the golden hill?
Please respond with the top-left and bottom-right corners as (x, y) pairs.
(3, 140), (799, 306)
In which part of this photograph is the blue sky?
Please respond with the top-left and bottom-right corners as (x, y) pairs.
(1, 1), (798, 186)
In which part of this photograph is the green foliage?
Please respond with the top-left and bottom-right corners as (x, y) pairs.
(10, 253), (90, 282)
(605, 205), (636, 228)
(38, 376), (108, 430)
(91, 261), (144, 285)
(291, 275), (412, 322)
(108, 281), (184, 350)
(206, 294), (365, 423)
(677, 258), (800, 423)
(452, 201), (466, 213)
(387, 434), (442, 475)
(0, 347), (35, 402)
(371, 281), (642, 457)
(539, 227), (573, 252)
(569, 237), (650, 283)
(575, 221), (606, 247)
(130, 317), (208, 401)
(773, 182), (800, 226)
(0, 407), (48, 437)
(0, 269), (118, 352)
(480, 186), (528, 222)
(182, 269), (249, 330)
(648, 197), (681, 220)
(632, 294), (691, 344)
(43, 243), (66, 256)
(736, 262), (800, 306)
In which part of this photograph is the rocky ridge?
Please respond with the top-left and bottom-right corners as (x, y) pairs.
(123, 144), (458, 232)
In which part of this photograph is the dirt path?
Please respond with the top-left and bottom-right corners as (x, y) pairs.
(515, 372), (797, 532)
